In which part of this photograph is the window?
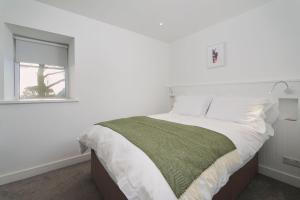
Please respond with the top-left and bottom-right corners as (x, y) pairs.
(19, 63), (66, 99)
(14, 36), (69, 99)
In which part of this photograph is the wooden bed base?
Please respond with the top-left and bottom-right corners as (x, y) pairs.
(91, 150), (258, 200)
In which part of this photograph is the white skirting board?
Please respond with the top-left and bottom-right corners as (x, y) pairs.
(0, 153), (91, 186)
(259, 164), (300, 188)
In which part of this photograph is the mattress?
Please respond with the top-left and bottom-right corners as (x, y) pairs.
(79, 113), (272, 200)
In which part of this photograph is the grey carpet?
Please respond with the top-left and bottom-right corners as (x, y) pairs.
(238, 174), (300, 200)
(0, 161), (299, 200)
(0, 161), (101, 200)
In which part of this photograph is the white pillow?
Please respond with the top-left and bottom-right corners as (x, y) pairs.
(206, 96), (275, 134)
(171, 95), (212, 117)
(265, 100), (279, 124)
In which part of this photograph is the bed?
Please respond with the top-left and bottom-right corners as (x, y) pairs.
(91, 150), (258, 200)
(79, 96), (277, 200)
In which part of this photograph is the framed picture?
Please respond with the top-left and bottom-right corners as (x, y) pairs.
(207, 43), (225, 68)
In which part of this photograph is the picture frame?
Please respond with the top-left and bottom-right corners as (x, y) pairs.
(207, 42), (225, 68)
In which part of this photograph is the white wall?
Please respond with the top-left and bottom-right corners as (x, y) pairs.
(0, 0), (170, 182)
(170, 0), (300, 84)
(170, 0), (300, 187)
(0, 21), (4, 99)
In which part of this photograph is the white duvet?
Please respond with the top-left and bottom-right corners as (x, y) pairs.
(79, 113), (272, 200)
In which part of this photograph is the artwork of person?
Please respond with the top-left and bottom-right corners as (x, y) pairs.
(208, 43), (224, 68)
(212, 48), (218, 63)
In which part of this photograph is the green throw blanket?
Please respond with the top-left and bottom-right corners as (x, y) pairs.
(97, 116), (236, 198)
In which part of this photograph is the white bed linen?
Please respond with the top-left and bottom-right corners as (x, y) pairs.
(79, 113), (272, 200)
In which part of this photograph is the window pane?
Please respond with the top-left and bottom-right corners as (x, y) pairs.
(20, 63), (66, 99)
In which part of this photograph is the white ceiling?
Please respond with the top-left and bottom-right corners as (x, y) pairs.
(36, 0), (273, 42)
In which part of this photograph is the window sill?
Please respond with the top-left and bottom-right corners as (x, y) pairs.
(0, 98), (79, 105)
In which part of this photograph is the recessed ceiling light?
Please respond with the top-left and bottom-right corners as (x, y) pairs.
(159, 22), (164, 26)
